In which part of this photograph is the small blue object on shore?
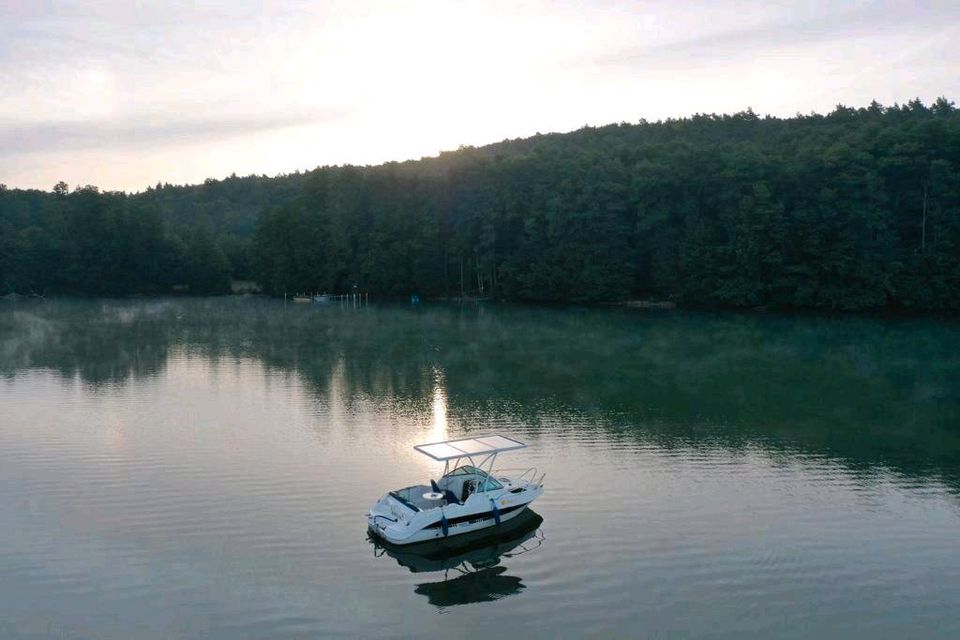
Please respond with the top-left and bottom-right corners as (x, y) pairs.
(411, 294), (420, 305)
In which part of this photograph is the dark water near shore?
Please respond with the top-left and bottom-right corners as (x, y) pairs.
(2, 298), (959, 639)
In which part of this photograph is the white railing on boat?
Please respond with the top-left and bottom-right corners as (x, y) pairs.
(494, 467), (545, 487)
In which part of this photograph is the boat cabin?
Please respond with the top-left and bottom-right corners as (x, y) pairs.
(388, 435), (527, 511)
(389, 464), (505, 511)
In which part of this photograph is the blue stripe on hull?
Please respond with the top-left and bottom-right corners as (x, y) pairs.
(425, 503), (526, 529)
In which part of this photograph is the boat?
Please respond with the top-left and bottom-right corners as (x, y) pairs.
(367, 434), (544, 545)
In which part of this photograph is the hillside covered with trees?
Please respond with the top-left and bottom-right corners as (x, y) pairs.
(2, 98), (959, 310)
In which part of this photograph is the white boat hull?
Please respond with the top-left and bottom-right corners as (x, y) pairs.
(368, 484), (543, 546)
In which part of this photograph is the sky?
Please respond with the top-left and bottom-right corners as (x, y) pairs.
(1, 0), (958, 192)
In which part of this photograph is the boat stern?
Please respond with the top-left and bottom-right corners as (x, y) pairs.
(367, 494), (411, 543)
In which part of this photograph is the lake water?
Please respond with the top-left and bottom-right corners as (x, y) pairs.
(2, 298), (959, 639)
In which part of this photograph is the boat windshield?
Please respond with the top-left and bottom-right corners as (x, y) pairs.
(442, 465), (503, 492)
(477, 477), (502, 491)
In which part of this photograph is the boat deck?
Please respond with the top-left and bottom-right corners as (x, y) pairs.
(391, 484), (444, 511)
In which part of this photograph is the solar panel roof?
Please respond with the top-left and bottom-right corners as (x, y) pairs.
(414, 435), (527, 461)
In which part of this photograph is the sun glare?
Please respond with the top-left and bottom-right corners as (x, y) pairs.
(428, 368), (448, 444)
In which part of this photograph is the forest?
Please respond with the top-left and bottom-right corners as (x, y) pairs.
(2, 98), (958, 310)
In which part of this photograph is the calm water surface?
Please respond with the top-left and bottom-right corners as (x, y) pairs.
(1, 298), (959, 639)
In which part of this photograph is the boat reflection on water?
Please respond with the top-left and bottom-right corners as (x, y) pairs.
(370, 508), (545, 608)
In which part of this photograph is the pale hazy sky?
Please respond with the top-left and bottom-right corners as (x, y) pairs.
(2, 1), (958, 192)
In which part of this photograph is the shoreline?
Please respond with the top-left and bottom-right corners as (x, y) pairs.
(4, 291), (958, 321)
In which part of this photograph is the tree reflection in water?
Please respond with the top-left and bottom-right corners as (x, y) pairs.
(3, 297), (959, 491)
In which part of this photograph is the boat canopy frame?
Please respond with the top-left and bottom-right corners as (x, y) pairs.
(414, 435), (527, 489)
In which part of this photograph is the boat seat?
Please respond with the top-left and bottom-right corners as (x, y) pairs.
(461, 480), (475, 503)
(431, 479), (460, 505)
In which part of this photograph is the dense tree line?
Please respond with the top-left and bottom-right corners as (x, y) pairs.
(3, 98), (959, 309)
(0, 182), (233, 294)
(0, 171), (313, 295)
(137, 172), (308, 281)
(256, 98), (960, 310)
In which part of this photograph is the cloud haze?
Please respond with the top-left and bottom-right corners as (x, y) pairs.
(1, 0), (958, 191)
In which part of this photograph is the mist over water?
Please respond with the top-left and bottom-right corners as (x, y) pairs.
(2, 298), (959, 638)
